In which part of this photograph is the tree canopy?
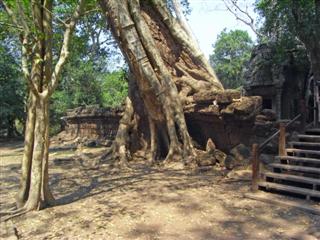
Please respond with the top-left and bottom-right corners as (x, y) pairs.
(209, 29), (253, 89)
(0, 41), (25, 137)
(255, 0), (320, 100)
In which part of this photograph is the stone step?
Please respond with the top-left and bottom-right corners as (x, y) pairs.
(263, 172), (320, 185)
(258, 181), (320, 198)
(245, 192), (320, 215)
(286, 148), (320, 156)
(269, 163), (320, 175)
(305, 128), (320, 135)
(288, 141), (320, 148)
(276, 156), (320, 164)
(297, 134), (320, 142)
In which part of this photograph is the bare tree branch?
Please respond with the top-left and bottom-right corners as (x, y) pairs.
(21, 34), (40, 97)
(82, 8), (101, 15)
(2, 1), (39, 96)
(222, 0), (263, 39)
(16, 0), (31, 33)
(37, 1), (67, 26)
(2, 1), (21, 29)
(172, 0), (197, 44)
(0, 21), (23, 30)
(47, 0), (86, 97)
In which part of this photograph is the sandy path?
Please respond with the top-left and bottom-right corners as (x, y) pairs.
(0, 141), (319, 240)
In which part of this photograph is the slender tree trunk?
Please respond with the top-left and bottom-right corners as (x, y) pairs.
(15, 92), (53, 210)
(99, 0), (224, 165)
(16, 93), (36, 208)
(24, 97), (45, 210)
(21, 97), (54, 210)
(42, 100), (54, 203)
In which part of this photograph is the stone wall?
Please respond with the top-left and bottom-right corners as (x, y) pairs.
(60, 106), (123, 142)
(57, 91), (262, 152)
(184, 90), (262, 152)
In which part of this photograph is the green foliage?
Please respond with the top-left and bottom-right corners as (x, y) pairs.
(256, 0), (319, 54)
(1, 0), (105, 136)
(50, 60), (103, 135)
(209, 29), (253, 89)
(0, 42), (25, 135)
(63, 61), (104, 106)
(52, 67), (127, 112)
(254, 0), (315, 75)
(102, 70), (128, 107)
(50, 67), (128, 135)
(49, 5), (125, 134)
(256, 0), (319, 40)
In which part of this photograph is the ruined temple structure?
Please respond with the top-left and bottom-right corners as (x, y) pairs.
(58, 106), (123, 144)
(184, 90), (261, 152)
(58, 92), (262, 153)
(244, 43), (309, 120)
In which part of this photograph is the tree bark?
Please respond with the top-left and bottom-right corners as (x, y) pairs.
(99, 0), (224, 165)
(16, 93), (36, 208)
(15, 94), (54, 211)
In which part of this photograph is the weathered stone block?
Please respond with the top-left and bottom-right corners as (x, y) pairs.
(230, 144), (251, 166)
(261, 109), (277, 121)
(193, 89), (241, 104)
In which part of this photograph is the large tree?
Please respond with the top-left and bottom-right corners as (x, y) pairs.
(99, 0), (224, 166)
(1, 0), (85, 214)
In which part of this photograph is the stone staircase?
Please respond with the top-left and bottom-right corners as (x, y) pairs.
(258, 128), (320, 201)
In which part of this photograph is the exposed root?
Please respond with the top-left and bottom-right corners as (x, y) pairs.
(98, 146), (113, 163)
(4, 205), (17, 212)
(112, 161), (133, 172)
(0, 207), (28, 222)
(148, 116), (157, 164)
(96, 144), (133, 170)
(162, 144), (182, 164)
(1, 210), (29, 222)
(0, 209), (20, 216)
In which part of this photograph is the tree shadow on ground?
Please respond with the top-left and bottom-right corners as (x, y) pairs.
(0, 163), (20, 211)
(1, 149), (319, 239)
(48, 161), (319, 239)
(0, 139), (24, 150)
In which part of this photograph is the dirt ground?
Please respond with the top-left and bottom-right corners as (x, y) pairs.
(0, 140), (319, 240)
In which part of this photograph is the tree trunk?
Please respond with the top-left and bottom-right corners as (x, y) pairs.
(23, 97), (54, 210)
(3, 0), (84, 214)
(99, 0), (224, 165)
(16, 93), (36, 208)
(16, 92), (54, 210)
